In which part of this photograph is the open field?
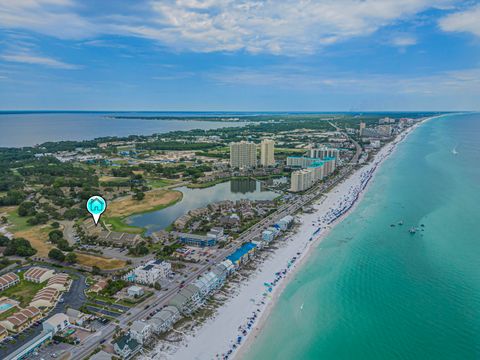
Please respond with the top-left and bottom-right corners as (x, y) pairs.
(105, 189), (182, 218)
(99, 175), (129, 183)
(2, 207), (31, 232)
(146, 178), (176, 188)
(76, 253), (126, 270)
(13, 226), (53, 257)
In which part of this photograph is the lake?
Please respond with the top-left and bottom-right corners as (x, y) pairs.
(0, 111), (244, 147)
(127, 178), (283, 234)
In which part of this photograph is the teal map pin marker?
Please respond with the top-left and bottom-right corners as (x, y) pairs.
(86, 195), (107, 225)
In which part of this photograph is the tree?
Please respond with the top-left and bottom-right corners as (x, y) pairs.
(27, 212), (48, 225)
(48, 230), (63, 243)
(18, 201), (36, 217)
(57, 239), (72, 252)
(65, 252), (77, 263)
(51, 222), (60, 229)
(0, 235), (9, 246)
(91, 266), (101, 275)
(4, 238), (37, 257)
(48, 248), (65, 262)
(133, 190), (145, 201)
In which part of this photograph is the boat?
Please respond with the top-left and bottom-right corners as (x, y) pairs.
(452, 147), (458, 155)
(409, 227), (417, 234)
(398, 220), (404, 225)
(300, 303), (304, 310)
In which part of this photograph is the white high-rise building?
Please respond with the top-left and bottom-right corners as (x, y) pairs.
(260, 139), (275, 167)
(359, 122), (366, 136)
(230, 141), (257, 169)
(290, 169), (314, 192)
(309, 146), (339, 160)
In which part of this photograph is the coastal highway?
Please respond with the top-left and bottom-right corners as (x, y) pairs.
(73, 130), (363, 360)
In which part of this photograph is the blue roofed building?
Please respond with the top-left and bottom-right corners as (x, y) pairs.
(227, 242), (257, 268)
(172, 232), (217, 247)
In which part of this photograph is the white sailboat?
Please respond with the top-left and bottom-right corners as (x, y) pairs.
(452, 147), (458, 155)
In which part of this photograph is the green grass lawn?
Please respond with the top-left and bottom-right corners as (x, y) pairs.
(1, 273), (46, 307)
(147, 178), (176, 188)
(103, 216), (145, 234)
(6, 209), (33, 232)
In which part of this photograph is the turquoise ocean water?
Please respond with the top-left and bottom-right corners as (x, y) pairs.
(244, 113), (480, 360)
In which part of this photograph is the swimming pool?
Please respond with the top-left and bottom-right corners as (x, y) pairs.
(0, 303), (13, 311)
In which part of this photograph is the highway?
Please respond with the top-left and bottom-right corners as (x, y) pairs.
(72, 133), (363, 360)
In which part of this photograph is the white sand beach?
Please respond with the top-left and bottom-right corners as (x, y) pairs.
(141, 119), (429, 360)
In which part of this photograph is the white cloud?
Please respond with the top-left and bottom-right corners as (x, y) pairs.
(0, 0), (95, 39)
(118, 0), (452, 54)
(439, 4), (480, 37)
(0, 53), (80, 69)
(390, 35), (417, 47)
(0, 0), (455, 54)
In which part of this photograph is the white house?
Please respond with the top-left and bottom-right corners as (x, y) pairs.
(124, 259), (171, 285)
(149, 306), (180, 334)
(127, 286), (144, 298)
(43, 313), (70, 334)
(129, 320), (153, 345)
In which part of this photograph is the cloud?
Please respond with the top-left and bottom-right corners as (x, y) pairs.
(0, 53), (80, 69)
(0, 0), (455, 54)
(439, 4), (480, 37)
(390, 35), (417, 47)
(0, 0), (95, 39)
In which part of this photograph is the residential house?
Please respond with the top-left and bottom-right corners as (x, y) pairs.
(168, 284), (202, 315)
(193, 272), (219, 297)
(0, 324), (7, 342)
(0, 306), (41, 333)
(97, 231), (142, 247)
(43, 313), (70, 334)
(24, 267), (55, 283)
(149, 306), (180, 334)
(127, 286), (144, 297)
(0, 272), (19, 291)
(113, 334), (141, 359)
(46, 273), (70, 292)
(89, 279), (108, 293)
(226, 242), (257, 268)
(124, 259), (171, 285)
(129, 320), (153, 344)
(30, 287), (59, 308)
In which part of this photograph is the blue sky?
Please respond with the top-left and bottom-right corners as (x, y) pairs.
(1, 0), (480, 111)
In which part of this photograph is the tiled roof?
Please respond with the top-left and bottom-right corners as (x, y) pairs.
(24, 267), (51, 280)
(0, 272), (19, 286)
(47, 273), (70, 287)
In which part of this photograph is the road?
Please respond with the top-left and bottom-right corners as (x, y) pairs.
(72, 131), (363, 360)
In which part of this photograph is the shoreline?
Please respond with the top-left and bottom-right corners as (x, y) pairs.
(235, 118), (432, 359)
(141, 117), (436, 360)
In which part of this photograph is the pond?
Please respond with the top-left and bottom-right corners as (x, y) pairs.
(127, 178), (283, 234)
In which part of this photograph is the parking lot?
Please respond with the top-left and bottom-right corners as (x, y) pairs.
(32, 341), (70, 360)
